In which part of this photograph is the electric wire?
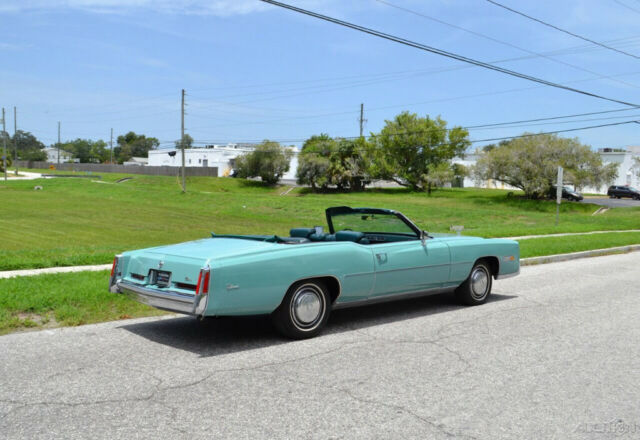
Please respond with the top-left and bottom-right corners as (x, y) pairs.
(485, 0), (640, 60)
(168, 118), (639, 146)
(376, 0), (640, 89)
(258, 0), (639, 107)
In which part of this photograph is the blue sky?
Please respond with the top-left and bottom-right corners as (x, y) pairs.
(1, 0), (639, 150)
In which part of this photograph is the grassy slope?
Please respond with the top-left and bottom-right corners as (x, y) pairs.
(0, 271), (166, 335)
(1, 171), (639, 270)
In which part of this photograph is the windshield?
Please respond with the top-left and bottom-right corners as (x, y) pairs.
(327, 208), (418, 236)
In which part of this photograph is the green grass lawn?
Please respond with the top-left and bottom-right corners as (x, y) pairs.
(0, 271), (166, 335)
(518, 232), (640, 258)
(1, 170), (639, 270)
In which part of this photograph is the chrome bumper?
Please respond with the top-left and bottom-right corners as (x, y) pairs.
(111, 281), (208, 316)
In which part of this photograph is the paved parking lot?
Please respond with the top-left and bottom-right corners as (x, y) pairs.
(582, 197), (640, 208)
(2, 252), (640, 439)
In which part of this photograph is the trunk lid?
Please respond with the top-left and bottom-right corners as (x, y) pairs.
(122, 238), (278, 293)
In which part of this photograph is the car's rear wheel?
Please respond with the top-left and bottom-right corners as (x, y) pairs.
(455, 261), (492, 306)
(272, 280), (330, 339)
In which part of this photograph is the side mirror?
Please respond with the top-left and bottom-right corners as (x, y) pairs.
(420, 230), (426, 245)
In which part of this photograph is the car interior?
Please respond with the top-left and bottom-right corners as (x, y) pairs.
(285, 227), (418, 245)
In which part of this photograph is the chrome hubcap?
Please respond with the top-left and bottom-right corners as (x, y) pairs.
(290, 284), (325, 330)
(470, 267), (489, 300)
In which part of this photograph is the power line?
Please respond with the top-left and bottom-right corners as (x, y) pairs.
(259, 0), (639, 107)
(613, 0), (640, 15)
(485, 0), (640, 60)
(176, 118), (640, 146)
(376, 0), (640, 89)
(464, 107), (639, 129)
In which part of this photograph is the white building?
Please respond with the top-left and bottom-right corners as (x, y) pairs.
(592, 146), (640, 190)
(453, 146), (640, 193)
(44, 147), (75, 163)
(147, 144), (300, 180)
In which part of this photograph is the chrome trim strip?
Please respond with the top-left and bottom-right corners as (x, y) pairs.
(116, 281), (196, 315)
(344, 261), (473, 279)
(332, 286), (455, 310)
(495, 268), (520, 280)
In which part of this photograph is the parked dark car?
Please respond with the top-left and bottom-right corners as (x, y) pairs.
(607, 185), (640, 200)
(550, 185), (583, 201)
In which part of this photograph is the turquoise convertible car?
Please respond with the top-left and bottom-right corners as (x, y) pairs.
(109, 206), (519, 339)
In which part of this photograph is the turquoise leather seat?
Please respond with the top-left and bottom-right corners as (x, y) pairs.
(290, 228), (315, 238)
(335, 230), (369, 244)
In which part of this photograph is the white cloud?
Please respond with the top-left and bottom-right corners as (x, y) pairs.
(0, 0), (270, 16)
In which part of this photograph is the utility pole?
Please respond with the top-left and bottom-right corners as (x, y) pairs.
(57, 121), (61, 165)
(2, 108), (6, 181)
(110, 128), (113, 164)
(359, 103), (366, 138)
(180, 88), (186, 193)
(13, 106), (17, 174)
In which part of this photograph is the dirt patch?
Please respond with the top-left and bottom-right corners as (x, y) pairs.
(16, 313), (59, 330)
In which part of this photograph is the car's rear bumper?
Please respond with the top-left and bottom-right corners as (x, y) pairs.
(111, 281), (208, 316)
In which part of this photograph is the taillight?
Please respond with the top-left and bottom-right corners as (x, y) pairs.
(110, 257), (117, 277)
(195, 268), (210, 295)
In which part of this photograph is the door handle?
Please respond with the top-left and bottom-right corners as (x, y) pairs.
(376, 253), (387, 262)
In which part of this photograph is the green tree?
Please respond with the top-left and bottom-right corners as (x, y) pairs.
(297, 134), (335, 190)
(235, 140), (293, 185)
(115, 132), (159, 163)
(63, 139), (109, 163)
(473, 133), (618, 198)
(297, 134), (372, 191)
(370, 112), (470, 193)
(175, 134), (194, 149)
(330, 137), (372, 191)
(11, 130), (46, 161)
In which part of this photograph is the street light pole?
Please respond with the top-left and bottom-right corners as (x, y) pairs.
(181, 88), (186, 193)
(2, 108), (6, 181)
(13, 106), (17, 175)
(57, 121), (61, 166)
(110, 128), (113, 164)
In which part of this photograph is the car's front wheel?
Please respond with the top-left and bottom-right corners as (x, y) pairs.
(272, 280), (330, 339)
(455, 261), (493, 306)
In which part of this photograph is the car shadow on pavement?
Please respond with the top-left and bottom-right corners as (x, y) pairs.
(119, 292), (516, 357)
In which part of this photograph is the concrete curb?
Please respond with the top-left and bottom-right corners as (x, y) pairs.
(0, 264), (111, 279)
(521, 244), (640, 266)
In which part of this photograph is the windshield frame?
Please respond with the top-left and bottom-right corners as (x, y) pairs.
(325, 206), (422, 237)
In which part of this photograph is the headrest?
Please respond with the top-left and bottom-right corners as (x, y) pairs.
(290, 228), (315, 238)
(335, 230), (365, 242)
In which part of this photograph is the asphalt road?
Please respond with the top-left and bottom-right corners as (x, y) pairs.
(582, 197), (640, 208)
(2, 253), (640, 439)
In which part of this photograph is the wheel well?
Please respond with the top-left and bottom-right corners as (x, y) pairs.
(291, 276), (341, 304)
(477, 256), (499, 279)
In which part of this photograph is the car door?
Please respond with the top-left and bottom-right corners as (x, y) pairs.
(370, 239), (450, 297)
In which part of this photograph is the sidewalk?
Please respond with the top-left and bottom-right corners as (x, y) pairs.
(2, 171), (46, 180)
